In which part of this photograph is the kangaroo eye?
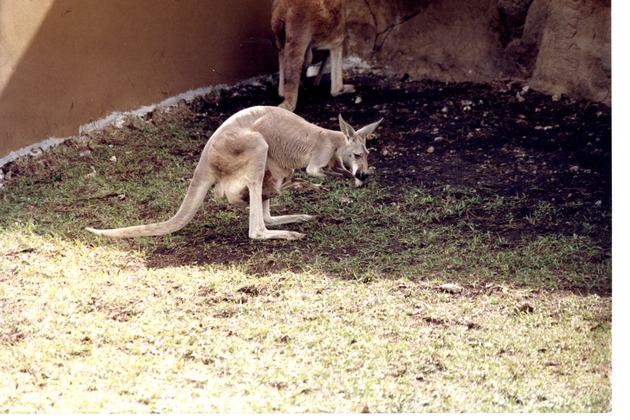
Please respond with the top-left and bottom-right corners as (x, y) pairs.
(353, 152), (363, 158)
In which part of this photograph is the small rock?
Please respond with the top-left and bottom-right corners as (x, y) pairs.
(29, 148), (43, 157)
(427, 146), (435, 154)
(439, 283), (463, 293)
(114, 116), (126, 128)
(517, 302), (535, 313)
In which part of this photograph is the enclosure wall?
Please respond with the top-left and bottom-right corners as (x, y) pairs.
(0, 0), (611, 162)
(0, 0), (276, 160)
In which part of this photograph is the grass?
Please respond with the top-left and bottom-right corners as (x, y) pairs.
(0, 103), (612, 413)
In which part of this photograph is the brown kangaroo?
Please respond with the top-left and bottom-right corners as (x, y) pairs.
(272, 0), (355, 112)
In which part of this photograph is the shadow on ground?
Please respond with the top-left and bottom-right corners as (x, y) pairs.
(136, 70), (611, 294)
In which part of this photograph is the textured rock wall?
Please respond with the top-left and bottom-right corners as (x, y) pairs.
(344, 0), (610, 105)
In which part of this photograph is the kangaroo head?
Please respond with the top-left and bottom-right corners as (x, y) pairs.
(337, 114), (384, 178)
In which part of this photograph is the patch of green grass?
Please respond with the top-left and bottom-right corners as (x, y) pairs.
(0, 108), (611, 413)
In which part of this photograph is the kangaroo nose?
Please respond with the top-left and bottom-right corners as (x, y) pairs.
(353, 172), (369, 188)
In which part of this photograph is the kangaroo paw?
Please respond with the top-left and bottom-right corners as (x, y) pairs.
(278, 100), (296, 112)
(250, 229), (306, 240)
(331, 84), (356, 97)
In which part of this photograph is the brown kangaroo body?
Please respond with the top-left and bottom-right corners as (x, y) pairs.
(272, 0), (355, 112)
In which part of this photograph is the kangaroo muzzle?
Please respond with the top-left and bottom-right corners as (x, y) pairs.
(350, 156), (370, 186)
(350, 163), (370, 187)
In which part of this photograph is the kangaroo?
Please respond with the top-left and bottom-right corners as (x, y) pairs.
(272, 0), (355, 112)
(87, 106), (383, 240)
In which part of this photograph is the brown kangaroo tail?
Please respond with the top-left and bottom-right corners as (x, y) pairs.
(86, 171), (214, 238)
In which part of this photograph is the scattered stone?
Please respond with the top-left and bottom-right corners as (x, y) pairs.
(516, 302), (535, 314)
(439, 283), (463, 294)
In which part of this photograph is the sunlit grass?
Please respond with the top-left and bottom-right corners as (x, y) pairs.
(0, 104), (611, 413)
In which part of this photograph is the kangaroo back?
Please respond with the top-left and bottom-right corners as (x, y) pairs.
(250, 107), (342, 169)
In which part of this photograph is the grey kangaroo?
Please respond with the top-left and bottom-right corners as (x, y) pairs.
(87, 106), (383, 240)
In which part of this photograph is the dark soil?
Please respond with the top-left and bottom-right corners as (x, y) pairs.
(185, 69), (612, 251)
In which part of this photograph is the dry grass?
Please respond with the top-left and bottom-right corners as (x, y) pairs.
(0, 82), (612, 413)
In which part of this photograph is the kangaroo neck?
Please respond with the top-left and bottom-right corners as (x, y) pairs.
(311, 127), (345, 148)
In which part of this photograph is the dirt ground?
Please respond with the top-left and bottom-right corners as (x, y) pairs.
(0, 67), (611, 291)
(181, 69), (611, 252)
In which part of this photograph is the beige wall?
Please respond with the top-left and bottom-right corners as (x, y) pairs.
(0, 0), (276, 160)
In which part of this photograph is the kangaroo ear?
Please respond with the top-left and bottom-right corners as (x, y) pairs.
(339, 114), (356, 138)
(357, 118), (384, 140)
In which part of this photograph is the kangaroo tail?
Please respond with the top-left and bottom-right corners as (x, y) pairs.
(86, 168), (214, 238)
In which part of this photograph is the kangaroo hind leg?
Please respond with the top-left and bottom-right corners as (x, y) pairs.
(248, 180), (306, 240)
(262, 200), (316, 226)
(330, 46), (354, 97)
(244, 134), (307, 240)
(277, 25), (311, 112)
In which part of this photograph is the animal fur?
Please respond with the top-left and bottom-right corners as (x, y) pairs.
(272, 0), (355, 112)
(87, 106), (382, 240)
